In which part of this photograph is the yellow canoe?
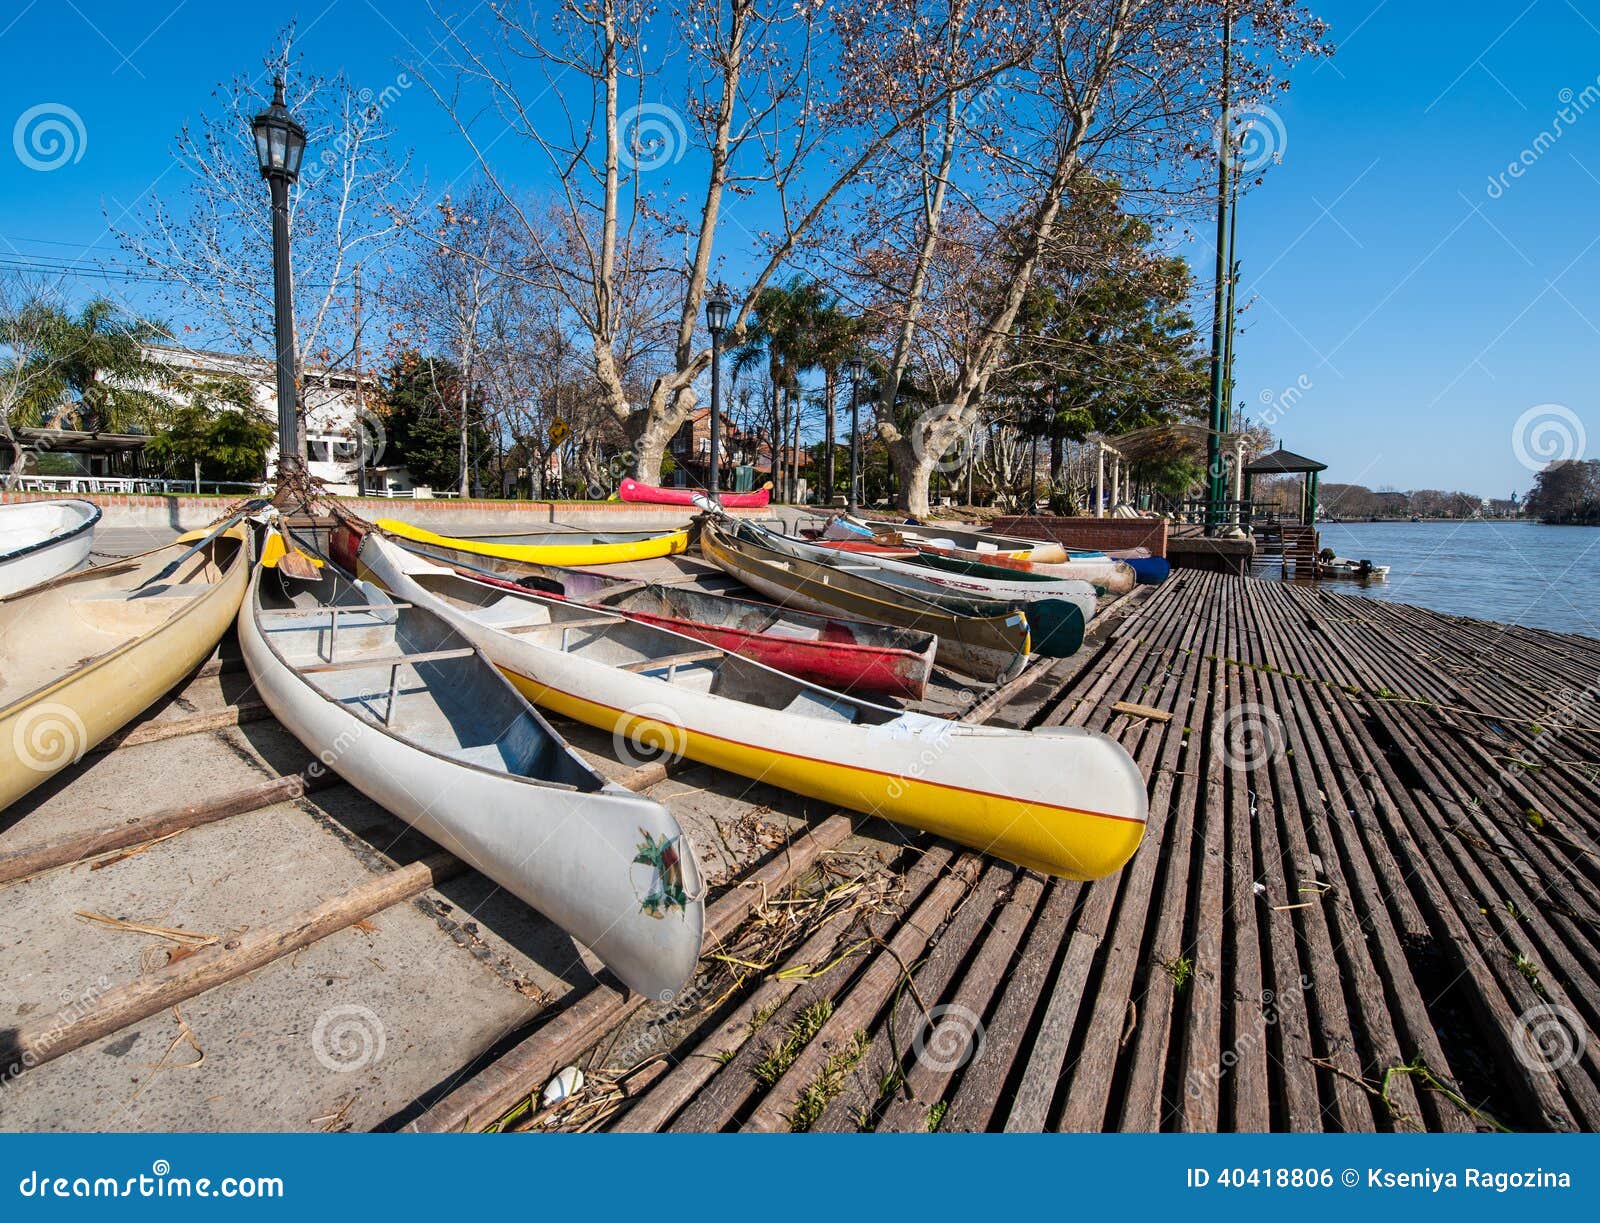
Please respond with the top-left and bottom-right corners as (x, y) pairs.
(0, 525), (251, 811)
(376, 518), (689, 567)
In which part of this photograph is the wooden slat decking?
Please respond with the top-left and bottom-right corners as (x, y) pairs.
(551, 571), (1599, 1133)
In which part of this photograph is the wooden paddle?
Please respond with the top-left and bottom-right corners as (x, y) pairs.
(131, 502), (261, 593)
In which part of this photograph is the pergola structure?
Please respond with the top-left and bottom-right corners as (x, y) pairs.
(1242, 446), (1327, 525)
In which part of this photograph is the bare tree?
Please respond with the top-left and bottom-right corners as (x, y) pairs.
(832, 0), (1325, 515)
(416, 0), (1032, 485)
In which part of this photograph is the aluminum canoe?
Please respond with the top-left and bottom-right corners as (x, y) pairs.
(240, 528), (703, 999)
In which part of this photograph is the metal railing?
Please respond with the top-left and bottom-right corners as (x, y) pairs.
(7, 474), (266, 496)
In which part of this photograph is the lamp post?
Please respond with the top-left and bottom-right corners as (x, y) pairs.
(704, 283), (732, 502)
(251, 78), (308, 493)
(845, 356), (866, 514)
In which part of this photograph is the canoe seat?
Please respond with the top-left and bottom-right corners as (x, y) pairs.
(300, 647), (476, 675)
(784, 689), (858, 723)
(622, 648), (722, 675)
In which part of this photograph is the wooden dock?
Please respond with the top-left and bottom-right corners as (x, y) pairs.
(4, 568), (1596, 1133)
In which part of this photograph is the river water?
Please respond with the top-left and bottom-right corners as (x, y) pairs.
(1310, 521), (1600, 640)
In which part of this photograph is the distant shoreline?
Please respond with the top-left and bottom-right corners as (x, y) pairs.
(1319, 517), (1532, 525)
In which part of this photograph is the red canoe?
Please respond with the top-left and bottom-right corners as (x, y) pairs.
(811, 539), (922, 559)
(330, 519), (935, 700)
(619, 477), (771, 509)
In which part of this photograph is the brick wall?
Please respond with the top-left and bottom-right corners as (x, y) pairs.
(990, 515), (1168, 557)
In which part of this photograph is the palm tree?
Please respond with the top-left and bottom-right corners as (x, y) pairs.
(6, 297), (174, 433)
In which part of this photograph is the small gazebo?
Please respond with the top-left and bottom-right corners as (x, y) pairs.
(1242, 446), (1327, 525)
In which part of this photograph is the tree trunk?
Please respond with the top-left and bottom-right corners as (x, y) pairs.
(823, 369), (836, 498)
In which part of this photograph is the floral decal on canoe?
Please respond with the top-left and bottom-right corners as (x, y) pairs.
(633, 830), (688, 918)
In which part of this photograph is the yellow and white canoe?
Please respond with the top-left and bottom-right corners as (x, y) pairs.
(0, 525), (251, 811)
(359, 531), (1147, 881)
(376, 518), (690, 567)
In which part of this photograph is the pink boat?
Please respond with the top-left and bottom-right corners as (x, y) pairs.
(619, 477), (771, 509)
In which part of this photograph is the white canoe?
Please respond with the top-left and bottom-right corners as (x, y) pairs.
(358, 531), (1148, 882)
(0, 499), (101, 597)
(239, 529), (704, 999)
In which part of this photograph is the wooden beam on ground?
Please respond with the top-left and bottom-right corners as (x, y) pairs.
(1, 852), (464, 1078)
(95, 701), (270, 753)
(0, 769), (340, 888)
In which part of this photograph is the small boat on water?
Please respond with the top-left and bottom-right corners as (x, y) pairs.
(240, 527), (703, 998)
(376, 518), (690, 567)
(1316, 554), (1389, 580)
(0, 498), (102, 597)
(331, 519), (938, 701)
(0, 522), (250, 811)
(699, 517), (1033, 682)
(746, 522), (1090, 657)
(620, 477), (771, 509)
(822, 514), (1070, 564)
(357, 530), (1148, 881)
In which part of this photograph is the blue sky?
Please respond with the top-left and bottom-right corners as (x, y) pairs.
(2, 0), (1598, 499)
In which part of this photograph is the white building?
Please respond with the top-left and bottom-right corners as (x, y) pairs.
(149, 345), (414, 497)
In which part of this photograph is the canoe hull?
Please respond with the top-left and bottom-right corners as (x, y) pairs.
(240, 553), (703, 999)
(377, 517), (690, 566)
(0, 499), (101, 597)
(620, 478), (770, 509)
(0, 528), (248, 811)
(361, 533), (1147, 881)
(699, 521), (1030, 683)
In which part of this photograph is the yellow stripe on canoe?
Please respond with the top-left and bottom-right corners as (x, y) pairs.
(377, 518), (689, 566)
(501, 670), (1143, 882)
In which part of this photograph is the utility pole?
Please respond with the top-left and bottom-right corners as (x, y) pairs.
(1205, 4), (1233, 534)
(354, 263), (365, 497)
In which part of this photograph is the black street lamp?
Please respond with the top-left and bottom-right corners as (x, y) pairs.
(251, 78), (307, 492)
(845, 355), (866, 514)
(704, 283), (733, 502)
